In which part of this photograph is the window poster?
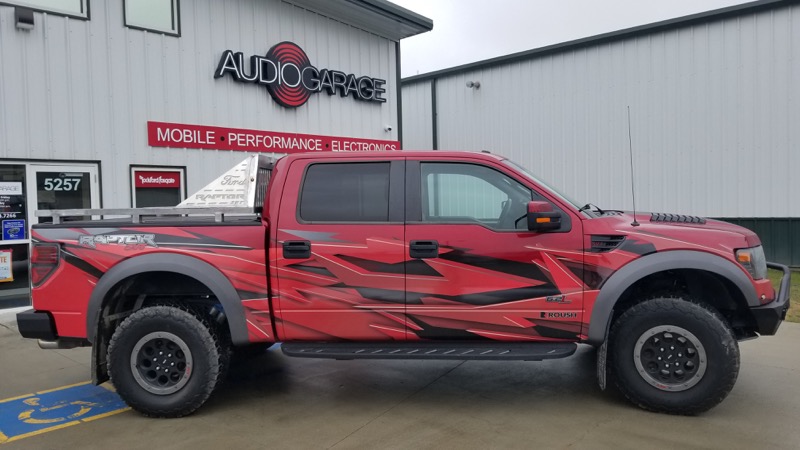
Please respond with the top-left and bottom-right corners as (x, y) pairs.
(0, 250), (12, 282)
(0, 166), (27, 239)
(2, 220), (25, 240)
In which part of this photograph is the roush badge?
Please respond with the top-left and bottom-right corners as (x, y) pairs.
(214, 41), (387, 108)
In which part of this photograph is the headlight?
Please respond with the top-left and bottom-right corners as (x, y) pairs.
(736, 245), (767, 280)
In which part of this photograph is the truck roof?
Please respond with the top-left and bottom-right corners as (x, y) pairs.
(278, 150), (506, 162)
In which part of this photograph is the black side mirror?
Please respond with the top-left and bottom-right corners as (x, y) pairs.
(527, 201), (562, 232)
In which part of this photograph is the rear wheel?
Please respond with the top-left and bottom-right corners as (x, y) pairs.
(108, 306), (221, 417)
(609, 297), (739, 415)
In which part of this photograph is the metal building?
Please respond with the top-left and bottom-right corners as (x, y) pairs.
(0, 0), (431, 306)
(401, 0), (799, 265)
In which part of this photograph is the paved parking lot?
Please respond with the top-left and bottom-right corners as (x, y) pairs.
(1, 309), (799, 449)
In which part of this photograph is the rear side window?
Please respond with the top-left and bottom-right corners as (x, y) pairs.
(299, 163), (390, 222)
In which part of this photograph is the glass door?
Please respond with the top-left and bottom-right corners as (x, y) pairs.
(0, 164), (30, 307)
(26, 164), (100, 224)
(0, 162), (99, 308)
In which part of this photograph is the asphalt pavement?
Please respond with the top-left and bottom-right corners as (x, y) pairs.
(1, 308), (799, 449)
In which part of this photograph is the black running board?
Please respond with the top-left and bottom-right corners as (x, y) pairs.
(281, 342), (577, 361)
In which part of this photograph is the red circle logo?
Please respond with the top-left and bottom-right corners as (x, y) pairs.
(264, 42), (313, 108)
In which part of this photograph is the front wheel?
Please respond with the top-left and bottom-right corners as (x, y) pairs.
(108, 306), (222, 417)
(609, 297), (740, 415)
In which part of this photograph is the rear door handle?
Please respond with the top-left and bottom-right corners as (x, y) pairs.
(283, 240), (311, 259)
(410, 240), (438, 259)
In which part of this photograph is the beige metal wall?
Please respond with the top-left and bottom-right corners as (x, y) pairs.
(0, 0), (400, 206)
(402, 2), (800, 218)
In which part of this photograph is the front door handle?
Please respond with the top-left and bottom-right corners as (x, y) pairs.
(410, 240), (439, 259)
(283, 240), (311, 259)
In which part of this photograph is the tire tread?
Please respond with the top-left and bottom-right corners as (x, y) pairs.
(609, 297), (740, 415)
(108, 306), (221, 418)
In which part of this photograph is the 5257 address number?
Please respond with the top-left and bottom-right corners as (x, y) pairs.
(43, 178), (82, 192)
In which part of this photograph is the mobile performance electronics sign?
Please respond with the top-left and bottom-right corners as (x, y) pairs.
(215, 41), (387, 108)
(147, 122), (400, 153)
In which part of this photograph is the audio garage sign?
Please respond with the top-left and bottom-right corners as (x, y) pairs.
(214, 41), (387, 108)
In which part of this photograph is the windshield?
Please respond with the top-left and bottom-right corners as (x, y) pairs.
(501, 159), (583, 210)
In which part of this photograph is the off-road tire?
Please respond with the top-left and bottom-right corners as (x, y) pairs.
(609, 297), (740, 415)
(108, 306), (221, 417)
(144, 300), (231, 389)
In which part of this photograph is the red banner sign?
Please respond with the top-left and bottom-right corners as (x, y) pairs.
(147, 121), (400, 153)
(135, 171), (181, 188)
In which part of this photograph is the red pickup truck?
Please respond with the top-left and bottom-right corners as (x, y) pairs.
(17, 151), (791, 417)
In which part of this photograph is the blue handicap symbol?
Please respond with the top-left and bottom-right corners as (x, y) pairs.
(0, 383), (128, 442)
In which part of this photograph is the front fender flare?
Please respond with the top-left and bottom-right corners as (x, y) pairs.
(585, 250), (755, 346)
(86, 253), (249, 345)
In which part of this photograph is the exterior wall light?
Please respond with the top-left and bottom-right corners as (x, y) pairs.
(15, 7), (35, 31)
(466, 81), (481, 89)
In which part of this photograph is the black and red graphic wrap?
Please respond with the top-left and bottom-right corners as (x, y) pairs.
(30, 226), (273, 342)
(265, 42), (313, 108)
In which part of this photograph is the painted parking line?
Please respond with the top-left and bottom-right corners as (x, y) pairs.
(0, 382), (129, 444)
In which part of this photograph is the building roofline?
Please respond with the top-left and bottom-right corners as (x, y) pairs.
(347, 0), (433, 33)
(402, 0), (797, 84)
(286, 0), (432, 40)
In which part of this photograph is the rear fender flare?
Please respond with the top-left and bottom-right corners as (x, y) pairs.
(586, 250), (755, 346)
(86, 253), (249, 345)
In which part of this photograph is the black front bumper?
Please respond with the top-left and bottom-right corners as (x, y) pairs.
(750, 262), (792, 335)
(17, 309), (58, 341)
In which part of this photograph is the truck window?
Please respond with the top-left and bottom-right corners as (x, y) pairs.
(420, 162), (534, 230)
(299, 162), (390, 222)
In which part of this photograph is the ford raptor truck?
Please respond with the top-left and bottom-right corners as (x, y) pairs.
(17, 152), (791, 417)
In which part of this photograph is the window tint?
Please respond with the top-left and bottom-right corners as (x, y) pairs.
(300, 163), (390, 222)
(124, 0), (179, 35)
(421, 163), (533, 230)
(2, 0), (88, 18)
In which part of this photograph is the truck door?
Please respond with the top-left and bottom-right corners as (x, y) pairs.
(274, 158), (406, 341)
(404, 159), (584, 341)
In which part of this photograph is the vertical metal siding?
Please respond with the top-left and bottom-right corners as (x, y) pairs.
(404, 3), (800, 218)
(400, 80), (433, 149)
(0, 0), (399, 206)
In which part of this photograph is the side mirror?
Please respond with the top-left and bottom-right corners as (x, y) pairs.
(527, 201), (562, 232)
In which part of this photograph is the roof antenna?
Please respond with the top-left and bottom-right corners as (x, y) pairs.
(627, 106), (640, 227)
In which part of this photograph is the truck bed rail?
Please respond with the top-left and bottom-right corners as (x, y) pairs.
(36, 207), (257, 225)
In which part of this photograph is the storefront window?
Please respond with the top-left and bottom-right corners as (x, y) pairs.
(0, 165), (29, 307)
(131, 166), (185, 207)
(0, 0), (89, 19)
(124, 0), (180, 35)
(0, 162), (98, 306)
(35, 171), (92, 223)
(0, 165), (28, 241)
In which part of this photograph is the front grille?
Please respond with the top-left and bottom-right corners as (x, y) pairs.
(590, 235), (626, 253)
(650, 213), (706, 224)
